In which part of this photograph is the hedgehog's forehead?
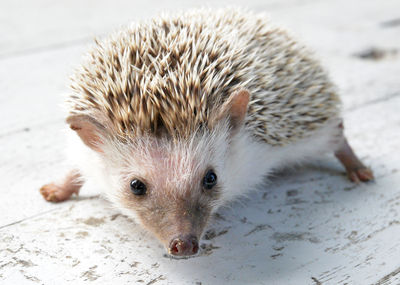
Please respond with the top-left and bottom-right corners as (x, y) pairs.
(125, 134), (211, 166)
(115, 127), (228, 174)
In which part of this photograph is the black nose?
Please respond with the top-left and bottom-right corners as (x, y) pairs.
(169, 235), (199, 256)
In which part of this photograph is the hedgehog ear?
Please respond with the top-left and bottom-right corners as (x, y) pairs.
(216, 89), (250, 133)
(66, 115), (106, 152)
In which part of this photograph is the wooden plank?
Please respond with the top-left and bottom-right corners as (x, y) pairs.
(0, 45), (85, 135)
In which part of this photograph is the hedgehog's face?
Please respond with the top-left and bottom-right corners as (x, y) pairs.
(67, 89), (250, 257)
(108, 132), (227, 257)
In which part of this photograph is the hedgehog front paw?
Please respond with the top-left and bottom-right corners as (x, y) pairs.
(40, 183), (75, 202)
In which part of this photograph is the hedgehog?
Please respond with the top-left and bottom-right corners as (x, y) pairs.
(40, 8), (374, 257)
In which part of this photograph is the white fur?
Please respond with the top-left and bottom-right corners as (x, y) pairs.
(65, 117), (342, 222)
(222, 117), (342, 204)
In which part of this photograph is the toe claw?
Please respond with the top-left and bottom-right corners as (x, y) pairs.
(347, 167), (374, 184)
(357, 168), (374, 182)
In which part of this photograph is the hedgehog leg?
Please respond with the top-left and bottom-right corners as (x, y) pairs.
(334, 136), (374, 183)
(40, 169), (83, 202)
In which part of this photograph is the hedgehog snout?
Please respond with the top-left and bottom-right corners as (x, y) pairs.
(169, 234), (199, 256)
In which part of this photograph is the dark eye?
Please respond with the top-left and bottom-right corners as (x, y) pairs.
(130, 179), (147, 196)
(203, 170), (217, 190)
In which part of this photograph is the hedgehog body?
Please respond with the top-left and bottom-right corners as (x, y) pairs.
(40, 8), (373, 257)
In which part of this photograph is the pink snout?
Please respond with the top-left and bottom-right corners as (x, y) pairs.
(169, 235), (199, 256)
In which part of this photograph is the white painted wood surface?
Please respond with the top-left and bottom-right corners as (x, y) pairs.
(1, 0), (399, 284)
